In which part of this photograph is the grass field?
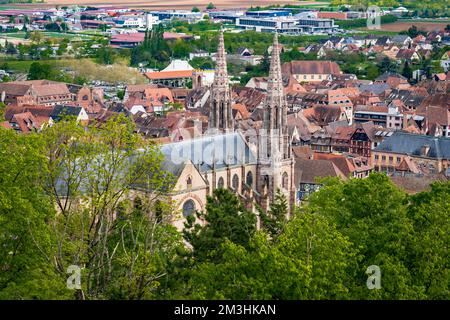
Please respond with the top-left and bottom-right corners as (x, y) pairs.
(2, 31), (98, 41)
(0, 58), (74, 72)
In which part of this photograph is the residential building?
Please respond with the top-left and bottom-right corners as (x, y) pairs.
(281, 60), (342, 83)
(373, 131), (450, 174)
(294, 158), (347, 202)
(0, 80), (73, 106)
(145, 59), (194, 88)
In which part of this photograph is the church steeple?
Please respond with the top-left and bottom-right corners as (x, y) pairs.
(208, 28), (233, 133)
(213, 27), (229, 88)
(267, 31), (284, 108)
(260, 31), (289, 160)
(256, 31), (294, 215)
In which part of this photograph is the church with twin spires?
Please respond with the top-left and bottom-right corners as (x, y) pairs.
(157, 30), (295, 230)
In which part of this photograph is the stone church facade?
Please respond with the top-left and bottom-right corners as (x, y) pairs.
(155, 30), (295, 229)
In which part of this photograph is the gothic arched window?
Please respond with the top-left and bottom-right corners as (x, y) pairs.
(246, 171), (253, 187)
(282, 172), (289, 190)
(217, 177), (224, 189)
(182, 199), (195, 217)
(211, 101), (216, 124)
(232, 174), (239, 191)
(219, 102), (224, 128)
(264, 175), (270, 188)
(275, 106), (279, 129)
(186, 176), (192, 189)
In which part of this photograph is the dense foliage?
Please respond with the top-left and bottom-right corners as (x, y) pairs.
(0, 119), (449, 299)
(337, 15), (398, 29)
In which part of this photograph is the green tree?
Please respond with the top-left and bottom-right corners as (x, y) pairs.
(29, 30), (43, 44)
(42, 115), (178, 299)
(260, 49), (270, 72)
(131, 24), (170, 67)
(377, 56), (398, 74)
(188, 211), (358, 299)
(56, 38), (69, 56)
(402, 61), (412, 80)
(366, 64), (380, 80)
(171, 38), (191, 59)
(192, 6), (200, 12)
(116, 89), (125, 100)
(259, 189), (288, 239)
(190, 57), (215, 70)
(206, 2), (216, 9)
(306, 174), (420, 299)
(406, 183), (450, 299)
(183, 188), (257, 263)
(28, 62), (53, 80)
(0, 128), (71, 299)
(5, 42), (17, 55)
(96, 44), (115, 65)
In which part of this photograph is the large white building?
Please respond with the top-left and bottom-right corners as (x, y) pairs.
(236, 16), (338, 35)
(114, 15), (145, 28)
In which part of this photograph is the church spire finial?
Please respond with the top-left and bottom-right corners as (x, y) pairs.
(213, 27), (228, 87)
(208, 27), (234, 133)
(260, 30), (288, 159)
(267, 30), (283, 95)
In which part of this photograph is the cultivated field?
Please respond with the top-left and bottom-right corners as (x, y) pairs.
(25, 0), (327, 10)
(371, 21), (449, 33)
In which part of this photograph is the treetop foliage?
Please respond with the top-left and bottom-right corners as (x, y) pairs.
(0, 119), (449, 299)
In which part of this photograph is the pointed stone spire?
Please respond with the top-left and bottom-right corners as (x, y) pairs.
(213, 27), (229, 88)
(267, 31), (284, 100)
(208, 27), (234, 133)
(256, 31), (294, 215)
(260, 30), (289, 160)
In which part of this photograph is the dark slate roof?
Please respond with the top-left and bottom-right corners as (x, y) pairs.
(391, 35), (410, 43)
(67, 83), (83, 94)
(50, 105), (82, 122)
(237, 47), (253, 55)
(386, 89), (426, 108)
(375, 72), (407, 82)
(375, 36), (391, 46)
(159, 132), (257, 177)
(357, 83), (390, 95)
(374, 131), (450, 159)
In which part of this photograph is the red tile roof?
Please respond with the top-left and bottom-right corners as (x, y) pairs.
(145, 70), (193, 80)
(282, 60), (342, 76)
(0, 121), (12, 129)
(232, 103), (251, 120)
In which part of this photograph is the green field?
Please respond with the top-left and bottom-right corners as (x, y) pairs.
(0, 58), (73, 72)
(3, 31), (98, 41)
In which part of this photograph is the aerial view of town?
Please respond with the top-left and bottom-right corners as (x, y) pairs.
(0, 0), (449, 306)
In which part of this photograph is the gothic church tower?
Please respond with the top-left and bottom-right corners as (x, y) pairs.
(257, 32), (295, 212)
(208, 28), (234, 133)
